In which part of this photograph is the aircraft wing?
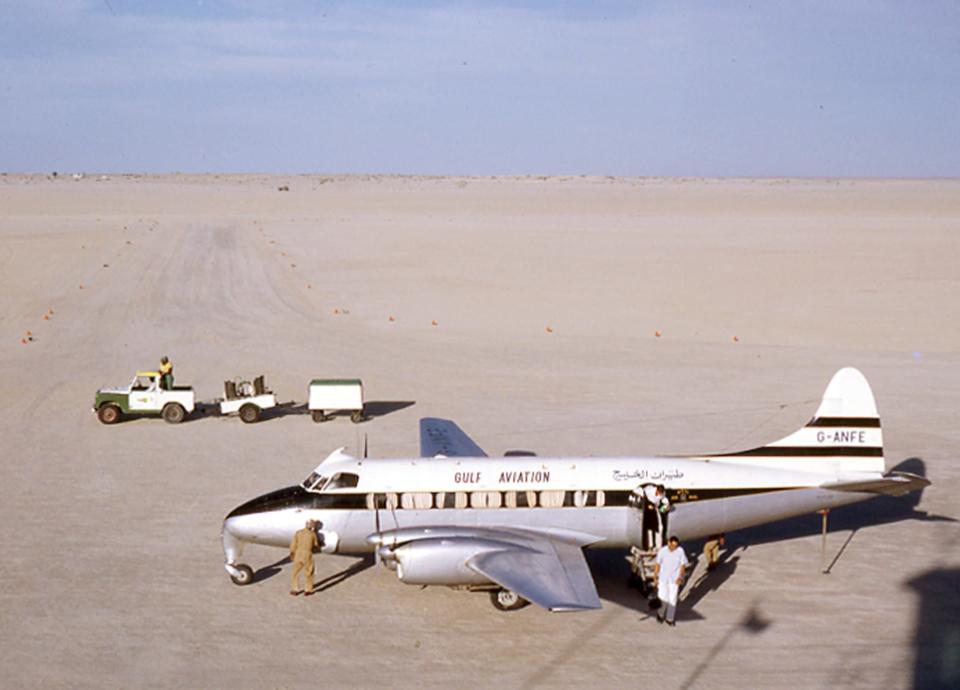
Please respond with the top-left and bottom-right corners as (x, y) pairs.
(821, 471), (931, 497)
(467, 535), (602, 612)
(419, 417), (488, 457)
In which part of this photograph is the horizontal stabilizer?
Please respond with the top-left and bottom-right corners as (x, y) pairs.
(821, 471), (930, 497)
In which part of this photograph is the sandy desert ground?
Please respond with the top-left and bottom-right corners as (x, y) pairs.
(0, 174), (958, 689)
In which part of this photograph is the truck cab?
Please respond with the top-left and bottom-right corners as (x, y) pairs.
(94, 371), (196, 425)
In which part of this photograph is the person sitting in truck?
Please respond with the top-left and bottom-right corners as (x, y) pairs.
(159, 356), (174, 390)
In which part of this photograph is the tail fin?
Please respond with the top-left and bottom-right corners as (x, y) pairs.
(713, 368), (884, 474)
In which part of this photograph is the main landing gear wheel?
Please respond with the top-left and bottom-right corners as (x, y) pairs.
(97, 404), (121, 425)
(162, 403), (186, 424)
(350, 410), (365, 424)
(239, 404), (260, 424)
(312, 410), (328, 423)
(490, 589), (528, 611)
(229, 564), (255, 586)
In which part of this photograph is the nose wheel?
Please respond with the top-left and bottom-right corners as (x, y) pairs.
(227, 564), (255, 586)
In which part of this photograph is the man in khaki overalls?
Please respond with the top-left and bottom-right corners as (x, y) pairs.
(289, 519), (319, 596)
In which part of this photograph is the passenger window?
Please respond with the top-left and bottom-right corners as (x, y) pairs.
(504, 491), (517, 508)
(595, 490), (605, 507)
(401, 492), (432, 510)
(539, 490), (565, 508)
(573, 491), (587, 508)
(454, 492), (468, 509)
(470, 491), (501, 508)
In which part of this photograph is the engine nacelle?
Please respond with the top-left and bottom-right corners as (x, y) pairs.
(390, 537), (505, 586)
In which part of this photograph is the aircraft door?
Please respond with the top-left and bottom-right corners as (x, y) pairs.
(628, 484), (668, 552)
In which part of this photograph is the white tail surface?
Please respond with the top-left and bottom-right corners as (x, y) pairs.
(711, 368), (884, 474)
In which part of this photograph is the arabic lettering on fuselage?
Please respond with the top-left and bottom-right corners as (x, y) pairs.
(612, 468), (684, 482)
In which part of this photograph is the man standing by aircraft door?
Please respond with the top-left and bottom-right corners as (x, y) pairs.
(289, 519), (320, 596)
(654, 536), (688, 626)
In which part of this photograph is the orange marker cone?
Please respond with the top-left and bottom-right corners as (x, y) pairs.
(43, 314), (49, 321)
(545, 326), (554, 333)
(431, 320), (438, 326)
(79, 284), (84, 289)
(48, 309), (54, 315)
(21, 338), (27, 345)
(26, 330), (32, 336)
(732, 335), (739, 342)
(388, 316), (396, 322)
(654, 330), (661, 338)
(333, 308), (341, 315)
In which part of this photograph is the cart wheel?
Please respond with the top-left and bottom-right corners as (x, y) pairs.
(97, 404), (121, 425)
(162, 403), (186, 424)
(350, 410), (364, 424)
(239, 404), (260, 424)
(312, 410), (327, 423)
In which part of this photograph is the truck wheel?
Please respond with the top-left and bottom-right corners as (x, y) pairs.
(350, 410), (365, 424)
(312, 410), (327, 423)
(230, 564), (255, 586)
(490, 589), (528, 611)
(97, 404), (121, 425)
(162, 403), (186, 424)
(239, 404), (260, 424)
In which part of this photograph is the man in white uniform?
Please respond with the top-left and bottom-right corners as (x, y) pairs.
(654, 536), (689, 626)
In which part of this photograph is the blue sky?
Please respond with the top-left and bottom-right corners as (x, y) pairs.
(2, 1), (958, 175)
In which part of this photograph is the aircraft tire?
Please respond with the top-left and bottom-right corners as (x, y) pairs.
(239, 404), (260, 424)
(350, 410), (364, 424)
(229, 564), (255, 586)
(490, 589), (528, 611)
(162, 403), (186, 424)
(312, 410), (327, 423)
(97, 404), (121, 425)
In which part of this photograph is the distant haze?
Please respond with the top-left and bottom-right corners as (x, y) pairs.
(2, 1), (958, 176)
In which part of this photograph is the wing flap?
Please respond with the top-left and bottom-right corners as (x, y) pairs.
(467, 539), (601, 612)
(419, 417), (488, 458)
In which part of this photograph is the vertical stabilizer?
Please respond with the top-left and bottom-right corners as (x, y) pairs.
(712, 368), (884, 474)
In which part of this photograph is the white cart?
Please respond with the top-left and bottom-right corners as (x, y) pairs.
(308, 378), (364, 423)
(219, 375), (277, 423)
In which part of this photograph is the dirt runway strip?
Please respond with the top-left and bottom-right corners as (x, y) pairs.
(1, 174), (958, 688)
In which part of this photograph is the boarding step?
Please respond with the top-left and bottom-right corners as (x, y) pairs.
(626, 545), (658, 588)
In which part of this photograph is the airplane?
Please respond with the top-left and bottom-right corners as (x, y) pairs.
(221, 367), (929, 611)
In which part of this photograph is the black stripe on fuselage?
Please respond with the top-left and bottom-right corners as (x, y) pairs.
(716, 446), (883, 458)
(225, 486), (803, 516)
(807, 417), (881, 428)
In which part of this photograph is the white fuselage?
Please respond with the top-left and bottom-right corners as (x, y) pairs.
(221, 452), (878, 565)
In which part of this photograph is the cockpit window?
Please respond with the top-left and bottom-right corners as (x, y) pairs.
(325, 472), (360, 490)
(302, 472), (328, 491)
